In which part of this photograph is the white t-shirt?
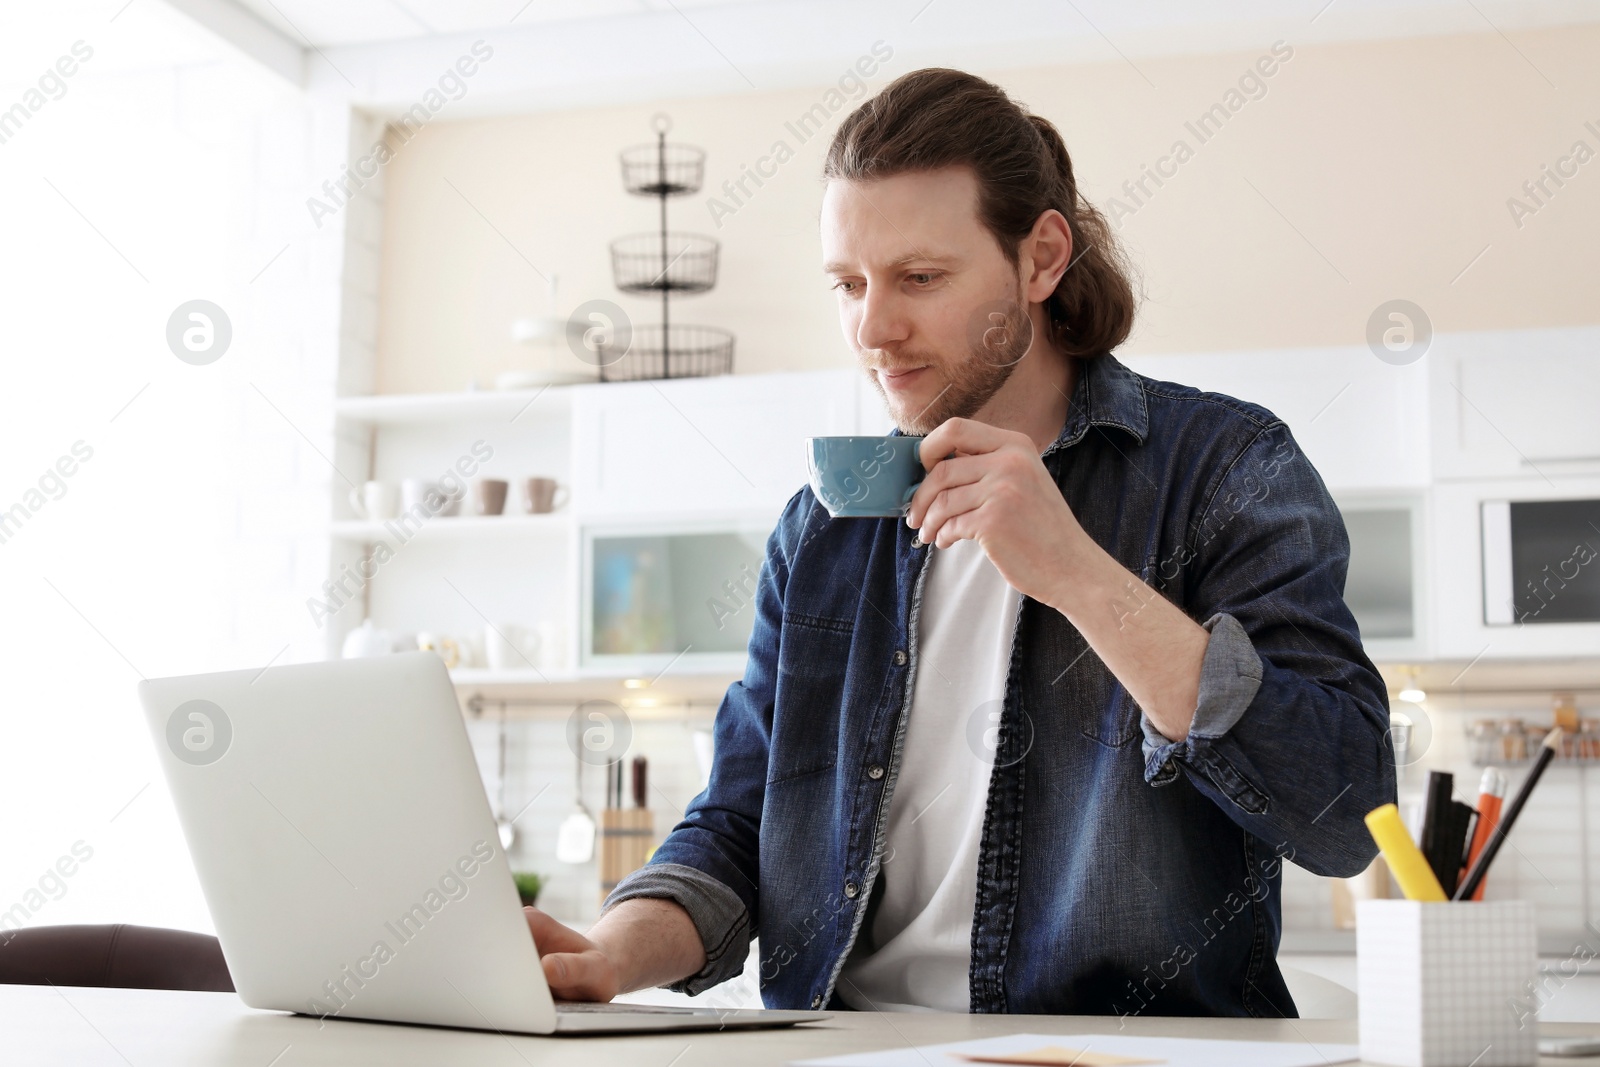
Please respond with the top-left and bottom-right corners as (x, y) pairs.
(835, 537), (1021, 1013)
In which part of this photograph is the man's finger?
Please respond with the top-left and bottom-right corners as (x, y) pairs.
(541, 951), (614, 1002)
(524, 906), (590, 956)
(907, 454), (985, 527)
(917, 416), (1011, 469)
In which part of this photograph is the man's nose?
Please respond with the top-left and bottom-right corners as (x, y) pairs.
(856, 287), (910, 354)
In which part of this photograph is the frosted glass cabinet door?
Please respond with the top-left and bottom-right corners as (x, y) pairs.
(1334, 493), (1429, 661)
(572, 369), (860, 516)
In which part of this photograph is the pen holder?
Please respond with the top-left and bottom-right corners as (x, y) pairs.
(1356, 899), (1537, 1067)
(598, 808), (654, 907)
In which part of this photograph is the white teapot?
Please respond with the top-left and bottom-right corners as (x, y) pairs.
(341, 620), (396, 659)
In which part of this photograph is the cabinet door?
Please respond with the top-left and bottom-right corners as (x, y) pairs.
(572, 369), (859, 517)
(1119, 348), (1430, 491)
(1429, 327), (1600, 481)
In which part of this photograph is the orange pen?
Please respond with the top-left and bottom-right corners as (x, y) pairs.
(1464, 768), (1507, 901)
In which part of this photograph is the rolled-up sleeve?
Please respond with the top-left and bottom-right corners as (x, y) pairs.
(602, 863), (752, 994)
(1136, 420), (1395, 877)
(1139, 610), (1263, 787)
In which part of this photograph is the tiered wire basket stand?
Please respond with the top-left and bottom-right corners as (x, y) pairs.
(603, 114), (735, 381)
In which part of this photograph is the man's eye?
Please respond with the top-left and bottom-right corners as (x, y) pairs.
(831, 280), (858, 293)
(908, 272), (938, 285)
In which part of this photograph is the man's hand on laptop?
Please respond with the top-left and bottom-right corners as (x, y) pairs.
(524, 898), (705, 1001)
(524, 906), (622, 1001)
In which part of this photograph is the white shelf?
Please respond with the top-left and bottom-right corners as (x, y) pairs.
(450, 668), (581, 685)
(335, 386), (577, 426)
(448, 666), (741, 709)
(330, 513), (573, 542)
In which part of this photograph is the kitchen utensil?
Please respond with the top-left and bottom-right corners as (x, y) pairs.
(692, 729), (714, 789)
(632, 756), (648, 808)
(495, 708), (516, 851)
(555, 745), (596, 865)
(348, 480), (398, 521)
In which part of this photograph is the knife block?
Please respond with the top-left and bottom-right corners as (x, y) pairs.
(598, 808), (654, 907)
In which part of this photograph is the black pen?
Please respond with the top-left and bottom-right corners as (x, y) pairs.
(1454, 727), (1563, 900)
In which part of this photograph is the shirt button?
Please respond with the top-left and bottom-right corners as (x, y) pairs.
(844, 880), (859, 899)
(867, 764), (885, 780)
(811, 994), (823, 1009)
(893, 650), (907, 666)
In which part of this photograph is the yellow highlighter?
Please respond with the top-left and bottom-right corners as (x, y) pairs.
(1364, 803), (1447, 902)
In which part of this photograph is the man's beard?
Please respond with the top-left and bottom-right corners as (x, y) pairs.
(870, 292), (1035, 436)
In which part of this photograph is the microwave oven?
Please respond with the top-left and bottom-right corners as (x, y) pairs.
(1481, 496), (1600, 625)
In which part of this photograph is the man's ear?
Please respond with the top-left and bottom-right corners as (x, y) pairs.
(1020, 209), (1073, 306)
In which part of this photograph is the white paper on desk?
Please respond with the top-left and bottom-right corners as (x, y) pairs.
(790, 1032), (1360, 1067)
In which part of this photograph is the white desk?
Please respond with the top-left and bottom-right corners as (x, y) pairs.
(3, 984), (1594, 1065)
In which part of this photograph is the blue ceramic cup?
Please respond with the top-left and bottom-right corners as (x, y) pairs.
(805, 435), (926, 518)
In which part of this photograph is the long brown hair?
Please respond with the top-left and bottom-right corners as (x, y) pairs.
(823, 68), (1137, 358)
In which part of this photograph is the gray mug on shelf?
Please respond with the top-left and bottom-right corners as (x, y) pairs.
(472, 478), (509, 517)
(521, 477), (569, 514)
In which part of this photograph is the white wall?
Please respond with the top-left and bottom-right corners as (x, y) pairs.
(371, 24), (1600, 393)
(0, 36), (351, 933)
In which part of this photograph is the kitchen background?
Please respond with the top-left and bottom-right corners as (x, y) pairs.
(1, 0), (1598, 1016)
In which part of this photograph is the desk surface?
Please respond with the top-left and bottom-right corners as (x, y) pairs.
(4, 984), (1593, 1065)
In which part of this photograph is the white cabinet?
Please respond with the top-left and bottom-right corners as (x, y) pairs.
(1428, 327), (1600, 481)
(1119, 347), (1431, 490)
(571, 368), (860, 518)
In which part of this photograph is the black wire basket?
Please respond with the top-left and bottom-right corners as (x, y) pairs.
(619, 141), (706, 196)
(599, 324), (734, 382)
(610, 232), (720, 293)
(600, 114), (734, 382)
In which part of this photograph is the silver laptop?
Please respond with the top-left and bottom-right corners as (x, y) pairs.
(137, 651), (819, 1035)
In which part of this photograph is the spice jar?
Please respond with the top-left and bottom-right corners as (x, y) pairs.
(1468, 720), (1498, 765)
(1498, 718), (1528, 763)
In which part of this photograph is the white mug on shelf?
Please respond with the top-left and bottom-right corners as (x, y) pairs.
(485, 624), (539, 672)
(348, 481), (398, 521)
(536, 619), (567, 672)
(399, 478), (434, 516)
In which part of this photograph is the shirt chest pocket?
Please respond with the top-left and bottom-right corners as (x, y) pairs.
(768, 612), (854, 783)
(1078, 678), (1144, 747)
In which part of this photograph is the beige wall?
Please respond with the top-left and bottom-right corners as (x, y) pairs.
(374, 25), (1600, 394)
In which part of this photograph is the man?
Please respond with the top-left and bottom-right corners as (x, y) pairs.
(525, 67), (1394, 1017)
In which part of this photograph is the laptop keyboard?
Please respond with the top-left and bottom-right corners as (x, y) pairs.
(554, 1000), (702, 1015)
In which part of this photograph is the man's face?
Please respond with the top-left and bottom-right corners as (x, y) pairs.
(821, 166), (1033, 435)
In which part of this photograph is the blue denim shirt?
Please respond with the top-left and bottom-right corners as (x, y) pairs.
(607, 352), (1395, 1017)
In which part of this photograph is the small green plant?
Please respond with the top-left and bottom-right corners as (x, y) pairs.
(512, 871), (545, 907)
